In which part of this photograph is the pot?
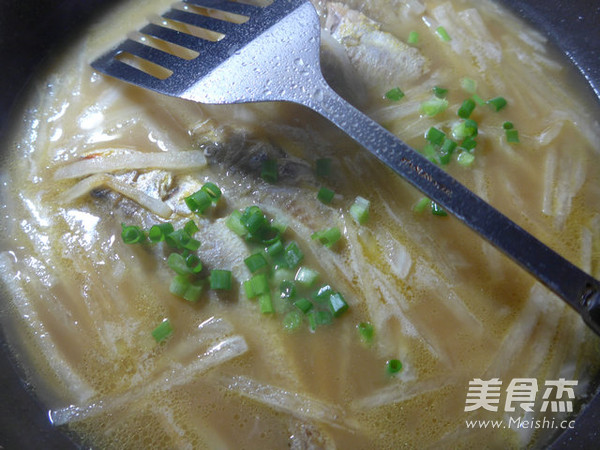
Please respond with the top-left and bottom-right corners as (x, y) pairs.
(0, 1), (598, 448)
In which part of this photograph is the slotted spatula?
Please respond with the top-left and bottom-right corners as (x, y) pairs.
(92, 0), (600, 335)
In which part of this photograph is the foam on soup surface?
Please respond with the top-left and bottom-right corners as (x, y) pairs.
(1, 0), (600, 447)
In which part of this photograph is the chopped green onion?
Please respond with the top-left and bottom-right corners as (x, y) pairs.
(183, 280), (204, 303)
(279, 280), (297, 299)
(461, 136), (477, 151)
(225, 210), (246, 236)
(165, 229), (200, 251)
(307, 310), (333, 331)
(506, 129), (520, 143)
(185, 253), (203, 273)
(435, 26), (451, 42)
(258, 293), (274, 314)
(420, 97), (448, 117)
(451, 119), (478, 140)
(407, 31), (419, 45)
(293, 298), (313, 314)
(425, 126), (445, 146)
(152, 319), (173, 343)
(432, 86), (448, 98)
(328, 292), (349, 317)
(457, 98), (476, 119)
(431, 201), (448, 216)
(315, 158), (331, 177)
(240, 206), (268, 235)
(170, 274), (190, 297)
(185, 189), (212, 214)
(472, 93), (486, 106)
(261, 159), (278, 183)
(266, 238), (284, 257)
(350, 196), (370, 225)
(503, 121), (514, 130)
(386, 359), (403, 375)
(317, 187), (335, 204)
(201, 182), (221, 202)
(384, 87), (405, 101)
(284, 241), (304, 269)
(244, 252), (268, 273)
(439, 138), (457, 165)
(209, 269), (232, 290)
(457, 150), (476, 167)
(243, 273), (269, 298)
(295, 266), (319, 287)
(311, 227), (341, 248)
(421, 143), (438, 164)
(121, 224), (146, 244)
(282, 310), (303, 332)
(413, 196), (430, 213)
(148, 222), (174, 243)
(461, 78), (477, 94)
(183, 219), (199, 236)
(357, 322), (374, 345)
(487, 96), (507, 112)
(312, 284), (334, 303)
(167, 253), (191, 275)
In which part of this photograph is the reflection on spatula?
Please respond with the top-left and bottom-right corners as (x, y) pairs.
(92, 0), (600, 336)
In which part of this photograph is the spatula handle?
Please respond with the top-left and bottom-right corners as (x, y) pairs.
(303, 79), (600, 336)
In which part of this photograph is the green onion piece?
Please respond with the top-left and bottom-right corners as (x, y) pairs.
(432, 86), (448, 98)
(152, 319), (173, 343)
(121, 224), (146, 244)
(243, 273), (269, 298)
(266, 238), (284, 257)
(421, 97), (448, 116)
(350, 196), (370, 225)
(431, 201), (448, 216)
(148, 222), (174, 243)
(295, 266), (319, 287)
(461, 136), (477, 151)
(316, 310), (333, 327)
(165, 229), (200, 251)
(258, 293), (274, 314)
(170, 275), (190, 297)
(282, 310), (303, 332)
(435, 26), (451, 42)
(185, 254), (203, 273)
(407, 30), (419, 45)
(284, 241), (304, 269)
(261, 159), (278, 183)
(457, 98), (476, 119)
(279, 280), (297, 299)
(422, 143), (439, 164)
(461, 78), (477, 94)
(184, 219), (199, 236)
(184, 189), (212, 214)
(425, 126), (445, 146)
(311, 227), (341, 248)
(487, 96), (507, 112)
(201, 182), (222, 202)
(503, 121), (514, 130)
(439, 138), (457, 165)
(358, 322), (374, 345)
(183, 280), (204, 302)
(472, 93), (485, 106)
(451, 119), (478, 140)
(506, 129), (520, 143)
(413, 196), (430, 213)
(240, 206), (268, 235)
(457, 150), (476, 167)
(244, 252), (268, 273)
(312, 284), (334, 303)
(386, 359), (403, 375)
(328, 292), (349, 317)
(167, 253), (191, 275)
(293, 298), (313, 314)
(317, 187), (335, 204)
(315, 158), (332, 177)
(209, 270), (232, 290)
(384, 87), (405, 101)
(225, 210), (246, 236)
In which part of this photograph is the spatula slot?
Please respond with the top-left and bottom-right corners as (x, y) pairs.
(114, 52), (173, 80)
(148, 14), (225, 42)
(183, 0), (267, 16)
(174, 2), (250, 25)
(127, 31), (200, 60)
(162, 9), (241, 35)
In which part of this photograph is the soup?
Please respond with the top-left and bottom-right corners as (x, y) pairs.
(1, 0), (599, 447)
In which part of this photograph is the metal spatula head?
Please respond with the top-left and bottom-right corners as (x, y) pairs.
(92, 0), (321, 105)
(92, 0), (600, 335)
